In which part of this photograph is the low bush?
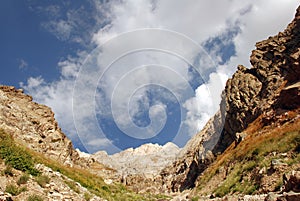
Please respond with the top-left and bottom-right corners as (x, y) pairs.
(64, 180), (80, 193)
(84, 192), (93, 201)
(3, 165), (13, 176)
(27, 194), (44, 201)
(17, 173), (30, 185)
(5, 183), (27, 196)
(0, 129), (39, 176)
(36, 175), (50, 187)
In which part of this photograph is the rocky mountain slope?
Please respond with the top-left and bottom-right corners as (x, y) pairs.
(0, 86), (79, 166)
(92, 142), (180, 176)
(0, 87), (168, 200)
(0, 162), (104, 201)
(75, 142), (180, 193)
(160, 4), (300, 196)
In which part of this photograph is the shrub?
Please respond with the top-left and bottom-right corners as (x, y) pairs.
(36, 175), (50, 187)
(191, 196), (199, 201)
(3, 165), (13, 176)
(27, 194), (44, 201)
(5, 183), (27, 196)
(17, 173), (30, 185)
(84, 192), (93, 201)
(65, 180), (80, 193)
(0, 129), (39, 176)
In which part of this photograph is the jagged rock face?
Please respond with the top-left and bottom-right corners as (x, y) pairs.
(217, 5), (300, 152)
(93, 142), (180, 175)
(0, 86), (79, 165)
(91, 142), (180, 193)
(161, 5), (300, 193)
(160, 111), (224, 192)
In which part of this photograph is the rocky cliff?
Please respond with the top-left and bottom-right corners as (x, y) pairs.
(160, 4), (300, 193)
(93, 142), (180, 176)
(0, 86), (79, 165)
(77, 142), (180, 193)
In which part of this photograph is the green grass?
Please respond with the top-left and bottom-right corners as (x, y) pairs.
(214, 130), (300, 197)
(3, 165), (13, 176)
(191, 196), (200, 201)
(0, 129), (167, 201)
(84, 192), (93, 201)
(196, 122), (300, 197)
(36, 175), (50, 187)
(5, 183), (27, 196)
(17, 173), (30, 185)
(64, 180), (80, 193)
(0, 129), (39, 176)
(27, 194), (44, 201)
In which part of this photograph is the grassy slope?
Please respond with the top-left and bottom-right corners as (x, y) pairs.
(0, 129), (170, 201)
(193, 112), (300, 198)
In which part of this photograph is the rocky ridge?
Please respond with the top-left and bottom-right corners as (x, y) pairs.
(160, 4), (300, 194)
(0, 86), (79, 166)
(92, 142), (180, 176)
(76, 142), (181, 193)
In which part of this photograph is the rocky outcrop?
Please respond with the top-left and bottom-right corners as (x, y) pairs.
(93, 142), (180, 176)
(0, 86), (79, 165)
(161, 5), (300, 193)
(89, 142), (180, 193)
(216, 4), (300, 152)
(283, 170), (300, 193)
(161, 111), (224, 192)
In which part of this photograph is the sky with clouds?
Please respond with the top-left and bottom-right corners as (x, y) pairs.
(0, 0), (298, 154)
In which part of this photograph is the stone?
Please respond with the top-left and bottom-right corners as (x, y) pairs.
(265, 192), (277, 201)
(92, 142), (180, 193)
(0, 86), (80, 165)
(283, 171), (300, 193)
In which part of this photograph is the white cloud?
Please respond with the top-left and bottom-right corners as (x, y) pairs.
(22, 0), (299, 153)
(224, 0), (299, 71)
(87, 138), (112, 148)
(183, 72), (228, 135)
(43, 20), (72, 41)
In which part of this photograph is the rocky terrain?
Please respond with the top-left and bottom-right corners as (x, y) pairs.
(92, 142), (180, 176)
(0, 87), (166, 200)
(0, 162), (103, 201)
(75, 142), (180, 193)
(160, 3), (300, 198)
(0, 4), (299, 201)
(0, 86), (79, 166)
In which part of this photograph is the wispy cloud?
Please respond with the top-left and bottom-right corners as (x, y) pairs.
(18, 59), (28, 70)
(32, 1), (113, 46)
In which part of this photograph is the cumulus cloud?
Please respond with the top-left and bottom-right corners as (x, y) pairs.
(22, 0), (299, 153)
(183, 72), (228, 135)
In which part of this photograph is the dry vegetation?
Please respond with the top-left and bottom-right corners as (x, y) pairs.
(193, 112), (300, 198)
(0, 129), (170, 201)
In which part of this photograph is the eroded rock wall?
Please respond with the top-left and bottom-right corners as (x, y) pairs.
(0, 86), (79, 165)
(161, 5), (300, 193)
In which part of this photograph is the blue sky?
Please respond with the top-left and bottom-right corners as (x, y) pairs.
(0, 0), (298, 154)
